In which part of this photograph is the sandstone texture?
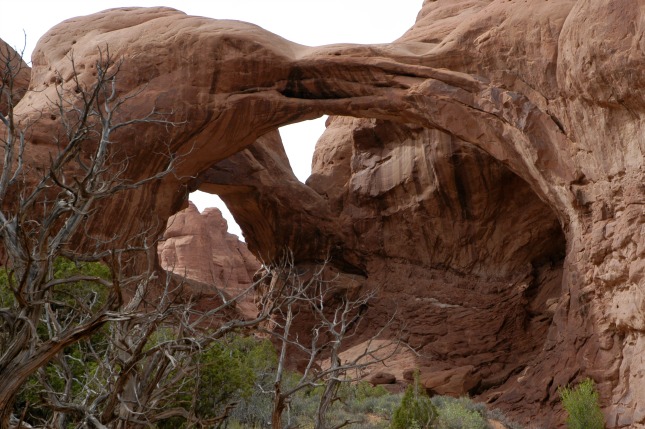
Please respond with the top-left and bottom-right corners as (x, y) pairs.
(2, 1), (645, 427)
(0, 41), (29, 116)
(422, 365), (481, 397)
(157, 203), (259, 319)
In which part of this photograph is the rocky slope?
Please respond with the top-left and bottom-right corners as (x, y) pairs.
(1, 1), (644, 427)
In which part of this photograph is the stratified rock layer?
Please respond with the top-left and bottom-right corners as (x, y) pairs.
(2, 1), (644, 427)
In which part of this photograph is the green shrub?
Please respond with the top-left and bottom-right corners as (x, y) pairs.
(485, 408), (525, 429)
(432, 396), (487, 417)
(559, 378), (604, 429)
(11, 258), (112, 424)
(432, 396), (489, 429)
(390, 373), (437, 429)
(351, 393), (402, 418)
(353, 382), (390, 400)
(161, 335), (278, 428)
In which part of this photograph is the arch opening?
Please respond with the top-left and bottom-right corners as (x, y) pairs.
(191, 115), (568, 400)
(312, 118), (567, 400)
(164, 110), (567, 415)
(189, 192), (244, 239)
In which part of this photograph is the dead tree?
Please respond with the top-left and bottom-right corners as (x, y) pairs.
(0, 46), (306, 427)
(24, 255), (285, 429)
(0, 44), (179, 428)
(264, 253), (400, 429)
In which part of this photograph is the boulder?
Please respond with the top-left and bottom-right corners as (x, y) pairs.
(369, 372), (397, 386)
(421, 366), (482, 397)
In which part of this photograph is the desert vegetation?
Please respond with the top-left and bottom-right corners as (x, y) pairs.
(559, 378), (605, 429)
(7, 290), (522, 429)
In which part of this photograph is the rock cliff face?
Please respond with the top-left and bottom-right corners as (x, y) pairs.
(2, 1), (645, 427)
(0, 41), (29, 116)
(157, 203), (259, 319)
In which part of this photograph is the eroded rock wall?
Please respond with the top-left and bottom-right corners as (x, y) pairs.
(313, 117), (567, 393)
(201, 115), (568, 423)
(2, 0), (644, 426)
(0, 41), (29, 116)
(157, 203), (259, 319)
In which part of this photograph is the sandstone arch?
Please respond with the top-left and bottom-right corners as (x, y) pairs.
(198, 116), (568, 409)
(3, 1), (645, 426)
(18, 7), (577, 231)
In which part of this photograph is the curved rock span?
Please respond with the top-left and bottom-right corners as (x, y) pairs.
(2, 1), (644, 427)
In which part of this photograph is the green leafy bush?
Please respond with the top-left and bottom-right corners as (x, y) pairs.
(351, 381), (390, 401)
(350, 392), (402, 418)
(559, 378), (604, 429)
(11, 258), (112, 423)
(432, 396), (489, 429)
(0, 257), (110, 310)
(390, 373), (437, 429)
(160, 334), (278, 428)
(225, 338), (282, 428)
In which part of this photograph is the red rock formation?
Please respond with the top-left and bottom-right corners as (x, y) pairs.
(2, 1), (644, 426)
(422, 365), (481, 397)
(0, 41), (30, 116)
(205, 118), (566, 421)
(158, 203), (259, 319)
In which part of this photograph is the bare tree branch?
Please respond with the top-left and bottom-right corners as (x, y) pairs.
(0, 46), (184, 428)
(259, 251), (401, 429)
